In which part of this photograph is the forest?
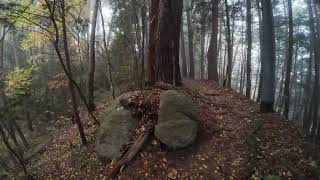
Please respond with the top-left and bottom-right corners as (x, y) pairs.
(0, 0), (319, 179)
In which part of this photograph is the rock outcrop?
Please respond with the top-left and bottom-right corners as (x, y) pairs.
(155, 90), (199, 149)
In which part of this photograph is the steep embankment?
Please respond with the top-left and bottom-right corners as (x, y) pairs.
(26, 80), (318, 179)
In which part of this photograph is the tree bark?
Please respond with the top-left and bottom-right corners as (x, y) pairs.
(186, 2), (195, 79)
(260, 0), (276, 113)
(61, 0), (87, 145)
(180, 17), (188, 77)
(224, 0), (232, 88)
(207, 0), (220, 82)
(155, 0), (183, 85)
(0, 26), (5, 69)
(246, 0), (252, 98)
(12, 32), (20, 68)
(200, 15), (206, 79)
(283, 0), (294, 119)
(87, 0), (100, 111)
(307, 0), (320, 136)
(148, 0), (159, 84)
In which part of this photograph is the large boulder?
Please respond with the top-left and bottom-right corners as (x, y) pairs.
(95, 92), (139, 161)
(155, 90), (199, 149)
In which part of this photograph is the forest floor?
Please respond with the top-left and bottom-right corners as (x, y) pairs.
(24, 80), (319, 179)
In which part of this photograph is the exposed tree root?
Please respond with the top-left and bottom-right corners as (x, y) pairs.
(110, 127), (151, 178)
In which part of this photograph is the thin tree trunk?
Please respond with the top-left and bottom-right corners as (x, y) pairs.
(180, 18), (188, 77)
(186, 2), (195, 79)
(283, 0), (294, 119)
(0, 125), (28, 176)
(200, 14), (206, 79)
(246, 0), (252, 98)
(99, 4), (115, 99)
(12, 32), (20, 68)
(87, 0), (100, 111)
(61, 0), (87, 145)
(0, 26), (5, 68)
(224, 0), (232, 88)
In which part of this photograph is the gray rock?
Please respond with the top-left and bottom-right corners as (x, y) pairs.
(95, 106), (137, 161)
(155, 90), (199, 149)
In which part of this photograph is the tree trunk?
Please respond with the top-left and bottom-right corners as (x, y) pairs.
(11, 119), (29, 149)
(0, 125), (28, 176)
(260, 0), (276, 113)
(61, 0), (87, 145)
(155, 0), (183, 85)
(99, 3), (115, 99)
(148, 0), (159, 84)
(12, 32), (20, 68)
(180, 17), (188, 77)
(207, 0), (220, 82)
(87, 0), (100, 111)
(224, 0), (232, 88)
(246, 0), (252, 98)
(186, 2), (195, 79)
(200, 15), (206, 79)
(283, 0), (294, 119)
(307, 0), (320, 136)
(0, 26), (5, 68)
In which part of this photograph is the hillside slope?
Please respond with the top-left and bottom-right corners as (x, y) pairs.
(25, 80), (318, 179)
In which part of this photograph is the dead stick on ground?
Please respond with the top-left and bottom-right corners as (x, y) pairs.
(110, 128), (151, 178)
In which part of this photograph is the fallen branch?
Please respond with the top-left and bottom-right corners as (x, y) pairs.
(110, 127), (151, 178)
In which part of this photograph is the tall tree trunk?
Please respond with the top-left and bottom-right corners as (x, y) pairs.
(99, 4), (115, 99)
(246, 0), (252, 98)
(260, 0), (276, 113)
(155, 0), (183, 85)
(307, 0), (320, 136)
(200, 16), (206, 79)
(148, 0), (159, 84)
(256, 0), (263, 102)
(283, 0), (294, 119)
(207, 0), (220, 82)
(61, 0), (87, 145)
(186, 2), (195, 79)
(87, 0), (100, 111)
(0, 26), (5, 69)
(180, 18), (188, 77)
(224, 0), (232, 88)
(12, 32), (20, 68)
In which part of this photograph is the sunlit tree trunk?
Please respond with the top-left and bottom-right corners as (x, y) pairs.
(180, 18), (188, 77)
(260, 0), (276, 113)
(0, 26), (5, 68)
(200, 15), (206, 79)
(186, 1), (195, 79)
(87, 0), (100, 111)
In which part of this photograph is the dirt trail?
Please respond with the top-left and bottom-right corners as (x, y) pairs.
(26, 80), (317, 179)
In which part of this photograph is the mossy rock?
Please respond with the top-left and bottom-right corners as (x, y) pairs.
(95, 107), (137, 161)
(155, 90), (199, 149)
